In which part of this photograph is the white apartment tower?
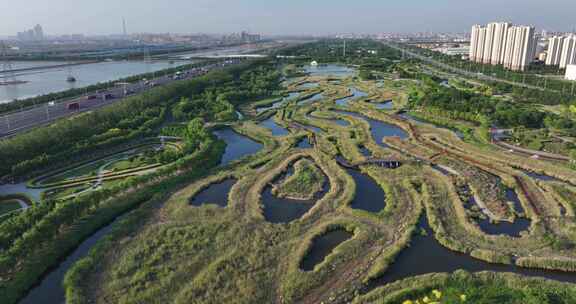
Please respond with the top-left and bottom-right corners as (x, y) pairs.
(493, 22), (511, 64)
(469, 22), (536, 71)
(483, 23), (497, 64)
(476, 27), (487, 63)
(469, 25), (482, 62)
(546, 36), (565, 66)
(559, 35), (576, 69)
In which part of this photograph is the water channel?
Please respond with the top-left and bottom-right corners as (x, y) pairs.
(334, 110), (408, 147)
(365, 214), (576, 293)
(300, 229), (353, 271)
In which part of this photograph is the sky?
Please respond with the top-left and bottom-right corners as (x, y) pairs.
(1, 0), (575, 36)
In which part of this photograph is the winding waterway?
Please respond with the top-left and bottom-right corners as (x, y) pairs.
(334, 110), (408, 147)
(365, 214), (576, 293)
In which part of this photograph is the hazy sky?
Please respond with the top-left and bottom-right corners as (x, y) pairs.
(2, 0), (575, 36)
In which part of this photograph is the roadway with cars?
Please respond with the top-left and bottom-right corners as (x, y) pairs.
(0, 59), (241, 140)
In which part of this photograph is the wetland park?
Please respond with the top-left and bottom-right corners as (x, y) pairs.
(3, 39), (576, 304)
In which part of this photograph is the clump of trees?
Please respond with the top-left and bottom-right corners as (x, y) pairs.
(408, 74), (570, 130)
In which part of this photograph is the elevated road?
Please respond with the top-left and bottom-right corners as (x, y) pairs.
(0, 60), (241, 140)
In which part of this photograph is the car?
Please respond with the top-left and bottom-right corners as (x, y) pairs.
(103, 93), (115, 100)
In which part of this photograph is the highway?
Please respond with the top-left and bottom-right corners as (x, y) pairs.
(0, 59), (241, 140)
(380, 40), (548, 91)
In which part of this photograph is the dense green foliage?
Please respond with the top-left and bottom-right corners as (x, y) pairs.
(406, 74), (576, 131)
(172, 64), (281, 122)
(277, 39), (401, 71)
(0, 60), (280, 179)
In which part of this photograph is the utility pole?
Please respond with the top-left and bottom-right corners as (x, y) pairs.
(343, 39), (346, 58)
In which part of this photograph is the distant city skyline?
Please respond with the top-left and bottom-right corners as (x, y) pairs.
(1, 0), (576, 36)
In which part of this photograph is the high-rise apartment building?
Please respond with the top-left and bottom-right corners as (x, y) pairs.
(469, 22), (536, 71)
(559, 35), (576, 69)
(546, 35), (576, 69)
(470, 25), (482, 62)
(546, 36), (565, 66)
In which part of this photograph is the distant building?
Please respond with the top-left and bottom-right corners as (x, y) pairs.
(240, 31), (261, 43)
(566, 64), (576, 80)
(469, 22), (536, 71)
(17, 24), (45, 41)
(433, 46), (470, 56)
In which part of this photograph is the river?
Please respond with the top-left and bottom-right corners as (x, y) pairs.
(0, 60), (194, 103)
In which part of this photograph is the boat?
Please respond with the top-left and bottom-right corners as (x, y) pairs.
(67, 76), (76, 82)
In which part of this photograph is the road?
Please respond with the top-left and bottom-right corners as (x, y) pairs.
(0, 59), (241, 140)
(380, 40), (548, 91)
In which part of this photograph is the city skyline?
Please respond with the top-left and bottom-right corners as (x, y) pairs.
(1, 0), (576, 36)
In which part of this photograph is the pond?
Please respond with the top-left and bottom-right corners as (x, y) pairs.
(0, 183), (44, 202)
(189, 179), (236, 207)
(260, 116), (290, 136)
(304, 64), (356, 78)
(297, 137), (313, 149)
(262, 163), (329, 223)
(346, 168), (386, 213)
(358, 145), (372, 157)
(335, 87), (368, 107)
(369, 100), (394, 110)
(300, 229), (353, 271)
(213, 128), (263, 165)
